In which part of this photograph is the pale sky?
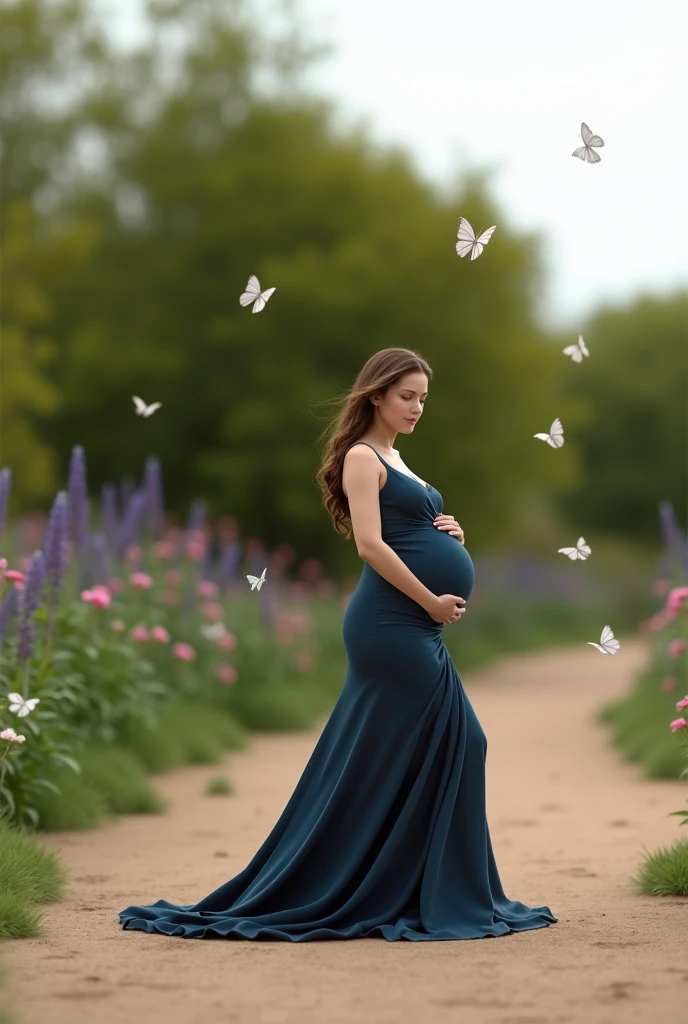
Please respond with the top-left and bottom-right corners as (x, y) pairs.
(105, 0), (688, 330)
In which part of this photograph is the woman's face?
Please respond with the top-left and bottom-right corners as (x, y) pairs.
(373, 373), (428, 433)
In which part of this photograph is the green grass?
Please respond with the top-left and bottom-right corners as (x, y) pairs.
(630, 835), (688, 896)
(595, 664), (687, 779)
(0, 809), (68, 939)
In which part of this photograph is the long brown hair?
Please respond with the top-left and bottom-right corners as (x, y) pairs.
(313, 348), (433, 539)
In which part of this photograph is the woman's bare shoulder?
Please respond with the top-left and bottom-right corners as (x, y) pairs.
(341, 442), (383, 497)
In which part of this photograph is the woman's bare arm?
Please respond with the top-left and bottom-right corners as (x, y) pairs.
(342, 446), (438, 615)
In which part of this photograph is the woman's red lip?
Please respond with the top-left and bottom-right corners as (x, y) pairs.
(406, 418), (417, 423)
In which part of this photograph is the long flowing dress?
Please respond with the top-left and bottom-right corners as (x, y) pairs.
(118, 442), (558, 941)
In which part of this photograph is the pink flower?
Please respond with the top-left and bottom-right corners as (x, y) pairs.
(196, 579), (219, 599)
(676, 695), (688, 710)
(184, 532), (206, 560)
(0, 558), (7, 571)
(0, 728), (25, 743)
(107, 577), (124, 593)
(216, 631), (237, 651)
(668, 638), (688, 660)
(666, 587), (688, 618)
(81, 588), (112, 609)
(216, 663), (237, 684)
(152, 541), (176, 560)
(2, 570), (25, 583)
(669, 717), (688, 733)
(125, 544), (142, 567)
(651, 578), (672, 597)
(201, 601), (223, 622)
(172, 642), (196, 662)
(150, 625), (170, 643)
(647, 610), (672, 633)
(160, 588), (180, 604)
(165, 570), (183, 586)
(661, 676), (676, 693)
(130, 571), (154, 589)
(131, 625), (150, 643)
(110, 619), (125, 632)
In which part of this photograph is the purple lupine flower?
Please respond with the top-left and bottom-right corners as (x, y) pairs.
(16, 550), (46, 661)
(218, 539), (241, 588)
(658, 501), (688, 574)
(43, 491), (68, 614)
(187, 499), (207, 532)
(100, 483), (119, 554)
(0, 584), (19, 641)
(0, 467), (11, 540)
(67, 446), (89, 553)
(116, 489), (146, 558)
(119, 475), (136, 520)
(89, 532), (110, 585)
(142, 457), (164, 539)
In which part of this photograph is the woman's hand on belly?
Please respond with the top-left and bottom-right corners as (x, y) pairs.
(433, 514), (465, 545)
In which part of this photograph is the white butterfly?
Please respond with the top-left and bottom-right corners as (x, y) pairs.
(558, 536), (591, 561)
(563, 335), (589, 363)
(572, 122), (604, 164)
(534, 417), (564, 448)
(200, 622), (226, 640)
(246, 567), (267, 591)
(587, 625), (620, 655)
(456, 217), (497, 260)
(7, 692), (40, 717)
(239, 275), (276, 313)
(132, 396), (162, 418)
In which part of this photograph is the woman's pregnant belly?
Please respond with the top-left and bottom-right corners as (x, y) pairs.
(385, 523), (475, 602)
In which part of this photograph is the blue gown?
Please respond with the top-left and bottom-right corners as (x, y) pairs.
(118, 442), (558, 941)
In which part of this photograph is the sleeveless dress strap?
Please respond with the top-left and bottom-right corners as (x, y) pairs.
(346, 442), (387, 466)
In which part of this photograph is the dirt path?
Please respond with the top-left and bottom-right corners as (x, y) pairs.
(4, 638), (687, 1024)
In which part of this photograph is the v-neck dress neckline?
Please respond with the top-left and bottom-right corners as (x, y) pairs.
(355, 443), (430, 490)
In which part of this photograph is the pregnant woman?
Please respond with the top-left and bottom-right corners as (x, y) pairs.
(119, 347), (558, 941)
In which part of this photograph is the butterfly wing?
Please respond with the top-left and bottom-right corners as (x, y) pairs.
(558, 546), (579, 559)
(246, 574), (259, 589)
(585, 147), (602, 163)
(132, 396), (146, 415)
(240, 275), (261, 307)
(251, 286), (276, 314)
(144, 403), (162, 417)
(576, 537), (591, 559)
(582, 122), (604, 148)
(475, 225), (497, 247)
(599, 625), (620, 654)
(456, 217), (476, 258)
(587, 642), (606, 653)
(578, 335), (590, 357)
(572, 145), (589, 161)
(549, 418), (564, 447)
(563, 345), (583, 362)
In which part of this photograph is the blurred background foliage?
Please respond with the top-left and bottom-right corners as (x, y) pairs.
(1, 0), (686, 577)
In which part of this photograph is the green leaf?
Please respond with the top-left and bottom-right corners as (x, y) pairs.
(51, 752), (82, 774)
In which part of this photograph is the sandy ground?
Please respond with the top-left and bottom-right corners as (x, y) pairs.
(3, 637), (687, 1024)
